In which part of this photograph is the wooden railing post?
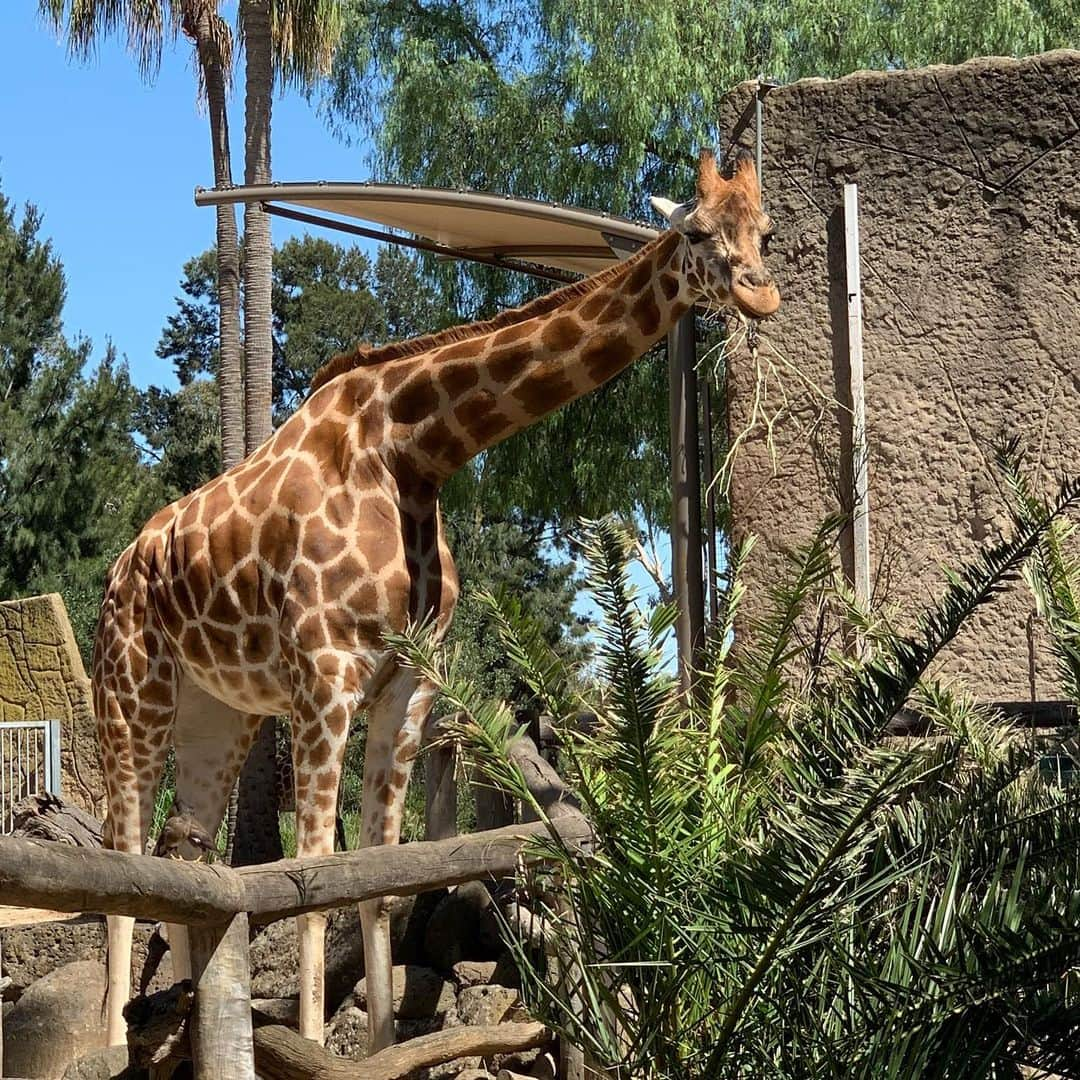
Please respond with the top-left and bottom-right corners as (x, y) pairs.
(424, 718), (458, 842)
(189, 913), (255, 1080)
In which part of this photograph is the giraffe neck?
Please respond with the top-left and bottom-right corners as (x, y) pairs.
(382, 231), (690, 481)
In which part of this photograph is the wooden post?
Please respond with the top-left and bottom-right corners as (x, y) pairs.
(668, 312), (705, 691)
(844, 182), (871, 614)
(473, 778), (515, 832)
(424, 721), (457, 842)
(189, 913), (255, 1080)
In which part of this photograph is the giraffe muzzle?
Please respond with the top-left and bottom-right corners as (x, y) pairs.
(733, 277), (781, 319)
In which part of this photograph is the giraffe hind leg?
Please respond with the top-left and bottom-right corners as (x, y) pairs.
(166, 679), (267, 984)
(357, 670), (437, 1054)
(94, 586), (177, 1045)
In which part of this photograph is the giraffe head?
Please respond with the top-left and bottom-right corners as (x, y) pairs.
(651, 148), (780, 319)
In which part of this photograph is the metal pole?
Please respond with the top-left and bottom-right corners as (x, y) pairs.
(701, 368), (719, 627)
(668, 313), (705, 689)
(843, 183), (871, 611)
(755, 75), (765, 186)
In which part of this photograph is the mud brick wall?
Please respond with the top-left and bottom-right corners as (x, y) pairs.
(0, 594), (104, 815)
(719, 50), (1080, 700)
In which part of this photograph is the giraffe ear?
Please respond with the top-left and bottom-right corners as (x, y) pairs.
(696, 148), (723, 200)
(650, 195), (687, 226)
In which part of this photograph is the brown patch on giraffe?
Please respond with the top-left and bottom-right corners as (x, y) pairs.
(512, 368), (575, 414)
(202, 481), (232, 524)
(435, 339), (485, 363)
(243, 623), (275, 664)
(292, 563), (321, 608)
(379, 783), (395, 807)
(302, 527), (348, 565)
(309, 737), (332, 769)
(381, 359), (420, 394)
(204, 623), (241, 665)
(599, 295), (627, 323)
(316, 768), (338, 792)
(306, 385), (337, 420)
(659, 273), (680, 301)
(365, 519), (401, 574)
(492, 322), (533, 346)
(272, 414), (307, 454)
(141, 678), (175, 708)
(438, 363), (480, 398)
(258, 512), (298, 574)
(206, 587), (239, 626)
(582, 335), (636, 383)
(626, 257), (655, 295)
(172, 578), (198, 621)
(631, 290), (661, 336)
(325, 489), (355, 531)
(325, 704), (349, 737)
(209, 516), (252, 579)
(417, 419), (465, 468)
(297, 613), (328, 653)
(487, 343), (531, 385)
(186, 556), (214, 611)
(300, 417), (349, 467)
(541, 316), (583, 352)
(578, 291), (608, 321)
(280, 460), (322, 516)
(232, 557), (261, 614)
(324, 554), (364, 600)
(391, 374), (440, 425)
(316, 654), (340, 679)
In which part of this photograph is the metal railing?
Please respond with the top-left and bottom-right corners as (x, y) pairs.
(0, 720), (61, 832)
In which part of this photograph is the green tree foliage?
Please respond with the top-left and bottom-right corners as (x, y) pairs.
(0, 189), (145, 656)
(323, 0), (1080, 528)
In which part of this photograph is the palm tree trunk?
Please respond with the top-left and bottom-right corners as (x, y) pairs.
(241, 0), (273, 453)
(233, 0), (280, 866)
(184, 3), (244, 470)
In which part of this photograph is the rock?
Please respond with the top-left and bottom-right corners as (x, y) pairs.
(324, 1003), (368, 1059)
(4, 959), (108, 1079)
(451, 958), (519, 989)
(451, 960), (497, 987)
(353, 965), (456, 1022)
(251, 996), (299, 1025)
(452, 1070), (494, 1080)
(250, 891), (447, 1013)
(61, 1045), (129, 1080)
(416, 1058), (480, 1080)
(1, 917), (172, 1000)
(424, 882), (503, 971)
(457, 985), (522, 1027)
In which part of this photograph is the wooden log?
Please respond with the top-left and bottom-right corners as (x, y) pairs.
(189, 912), (255, 1080)
(124, 981), (194, 1070)
(253, 1021), (551, 1080)
(238, 817), (592, 924)
(11, 792), (103, 848)
(0, 835), (245, 924)
(424, 733), (457, 842)
(507, 735), (585, 824)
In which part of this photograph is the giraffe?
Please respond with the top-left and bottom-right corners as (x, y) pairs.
(94, 148), (779, 1052)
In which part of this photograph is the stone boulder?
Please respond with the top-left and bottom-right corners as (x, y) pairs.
(424, 883), (503, 972)
(3, 960), (108, 1079)
(353, 965), (456, 1022)
(1, 916), (172, 999)
(60, 1045), (130, 1080)
(250, 890), (447, 1012)
(457, 985), (522, 1027)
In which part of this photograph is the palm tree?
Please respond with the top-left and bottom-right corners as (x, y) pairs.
(39, 0), (247, 469)
(230, 0), (341, 865)
(395, 494), (1080, 1078)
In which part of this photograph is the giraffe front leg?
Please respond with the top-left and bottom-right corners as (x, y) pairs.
(358, 670), (437, 1054)
(291, 672), (356, 1044)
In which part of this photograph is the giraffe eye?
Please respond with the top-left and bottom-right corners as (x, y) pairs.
(684, 229), (709, 245)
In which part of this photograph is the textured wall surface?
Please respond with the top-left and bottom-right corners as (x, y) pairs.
(720, 50), (1080, 700)
(0, 594), (104, 815)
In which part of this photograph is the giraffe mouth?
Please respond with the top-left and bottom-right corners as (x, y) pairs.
(732, 281), (781, 319)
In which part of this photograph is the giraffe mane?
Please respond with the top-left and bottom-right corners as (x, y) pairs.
(308, 238), (663, 394)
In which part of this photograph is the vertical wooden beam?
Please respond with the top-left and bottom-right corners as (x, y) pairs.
(424, 731), (458, 842)
(844, 183), (871, 613)
(668, 313), (705, 690)
(189, 914), (256, 1080)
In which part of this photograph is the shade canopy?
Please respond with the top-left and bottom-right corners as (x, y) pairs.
(194, 182), (661, 278)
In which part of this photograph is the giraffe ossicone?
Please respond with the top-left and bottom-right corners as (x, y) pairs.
(95, 147), (779, 1052)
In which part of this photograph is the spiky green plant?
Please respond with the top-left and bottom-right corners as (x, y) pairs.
(393, 481), (1080, 1079)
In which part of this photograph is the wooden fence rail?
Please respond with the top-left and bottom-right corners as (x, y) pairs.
(0, 731), (591, 1079)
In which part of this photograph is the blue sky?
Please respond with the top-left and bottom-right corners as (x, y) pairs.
(0, 3), (367, 390)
